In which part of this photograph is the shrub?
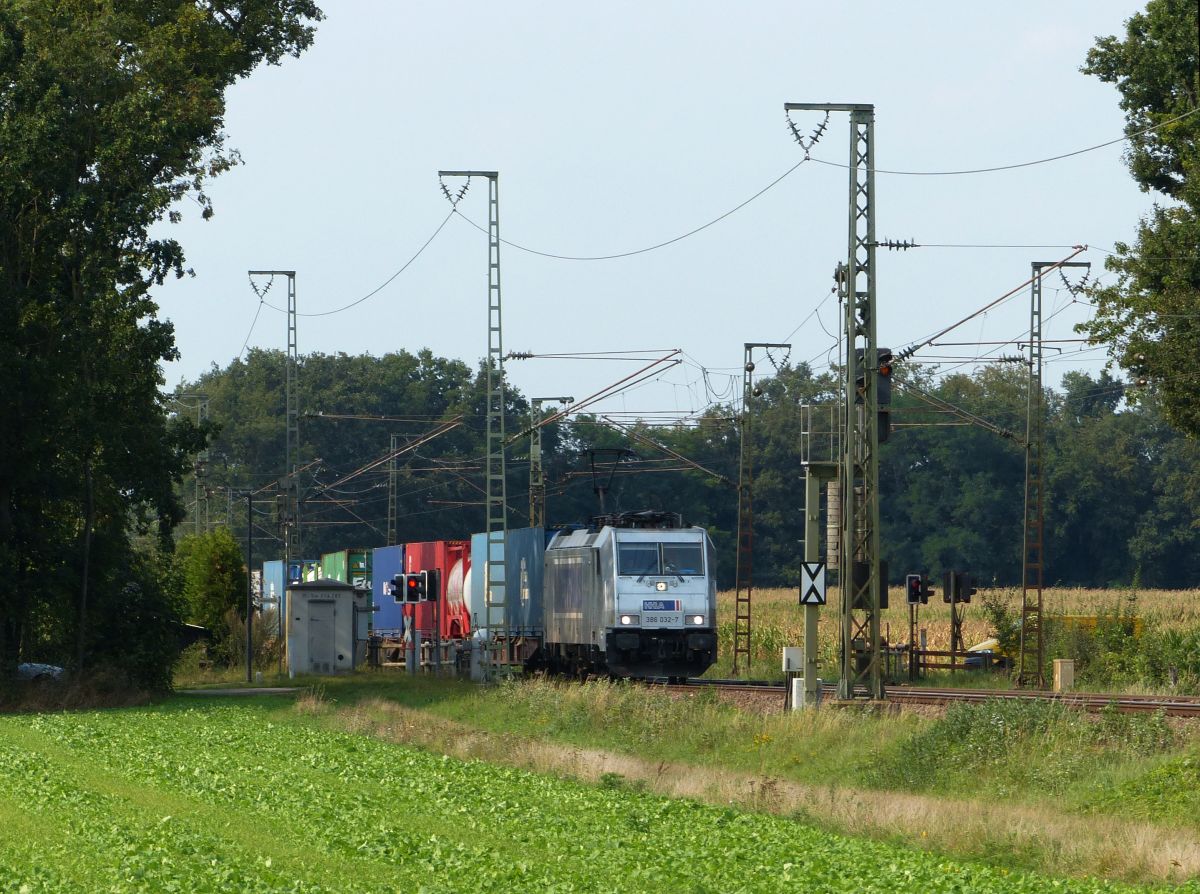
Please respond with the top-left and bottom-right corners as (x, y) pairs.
(74, 543), (187, 694)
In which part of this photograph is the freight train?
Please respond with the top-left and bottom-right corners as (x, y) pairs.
(268, 510), (717, 680)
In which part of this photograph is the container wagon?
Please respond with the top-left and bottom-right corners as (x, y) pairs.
(403, 540), (471, 643)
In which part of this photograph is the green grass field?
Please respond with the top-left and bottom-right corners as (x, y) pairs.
(0, 695), (1188, 893)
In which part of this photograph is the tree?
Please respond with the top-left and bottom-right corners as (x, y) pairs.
(177, 529), (248, 648)
(1045, 373), (1150, 586)
(880, 367), (1028, 585)
(1081, 0), (1200, 436)
(0, 2), (323, 682)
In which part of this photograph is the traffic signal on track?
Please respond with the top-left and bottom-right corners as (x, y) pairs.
(955, 571), (977, 604)
(905, 574), (922, 605)
(404, 571), (428, 603)
(854, 348), (893, 443)
(942, 571), (976, 604)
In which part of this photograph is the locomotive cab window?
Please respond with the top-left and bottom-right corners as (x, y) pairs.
(662, 543), (703, 576)
(618, 544), (660, 576)
(617, 542), (704, 577)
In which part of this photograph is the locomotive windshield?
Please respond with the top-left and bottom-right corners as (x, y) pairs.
(617, 542), (704, 577)
(618, 544), (659, 576)
(662, 543), (703, 576)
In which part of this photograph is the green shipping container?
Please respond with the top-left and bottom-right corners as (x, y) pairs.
(320, 549), (374, 640)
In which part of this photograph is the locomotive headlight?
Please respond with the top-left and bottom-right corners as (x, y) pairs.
(655, 581), (668, 592)
(620, 614), (640, 626)
(687, 614), (705, 626)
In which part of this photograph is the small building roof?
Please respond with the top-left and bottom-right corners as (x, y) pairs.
(285, 578), (358, 591)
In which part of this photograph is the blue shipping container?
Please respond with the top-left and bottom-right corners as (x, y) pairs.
(467, 527), (547, 636)
(372, 545), (406, 633)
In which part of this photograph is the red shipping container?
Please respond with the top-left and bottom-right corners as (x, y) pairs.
(403, 540), (471, 640)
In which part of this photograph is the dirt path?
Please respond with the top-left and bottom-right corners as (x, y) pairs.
(178, 687), (301, 696)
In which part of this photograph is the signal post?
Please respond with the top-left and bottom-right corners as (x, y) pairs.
(801, 461), (838, 708)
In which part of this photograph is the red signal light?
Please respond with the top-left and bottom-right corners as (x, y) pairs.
(403, 571), (428, 602)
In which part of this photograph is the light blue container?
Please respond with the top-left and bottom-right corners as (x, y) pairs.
(467, 527), (547, 636)
(262, 558), (318, 618)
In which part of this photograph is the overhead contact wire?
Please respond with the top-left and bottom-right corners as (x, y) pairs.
(897, 247), (1088, 362)
(806, 108), (1199, 176)
(253, 209), (455, 318)
(238, 296), (267, 360)
(450, 159), (811, 261)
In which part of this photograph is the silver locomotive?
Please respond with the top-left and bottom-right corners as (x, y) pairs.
(539, 510), (717, 679)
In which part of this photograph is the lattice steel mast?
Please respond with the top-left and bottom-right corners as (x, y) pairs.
(529, 396), (572, 527)
(173, 393), (209, 535)
(440, 171), (507, 678)
(387, 432), (399, 546)
(250, 270), (299, 565)
(733, 343), (789, 676)
(1018, 260), (1088, 688)
(787, 102), (884, 701)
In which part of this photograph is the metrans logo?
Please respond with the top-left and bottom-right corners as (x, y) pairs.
(642, 600), (680, 612)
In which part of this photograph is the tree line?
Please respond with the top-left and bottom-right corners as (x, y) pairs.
(176, 348), (1200, 593)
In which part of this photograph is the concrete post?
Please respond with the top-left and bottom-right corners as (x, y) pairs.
(803, 470), (821, 708)
(407, 629), (421, 675)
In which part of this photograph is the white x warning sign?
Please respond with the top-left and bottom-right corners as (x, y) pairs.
(799, 562), (827, 605)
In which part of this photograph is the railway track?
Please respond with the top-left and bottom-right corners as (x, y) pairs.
(651, 678), (1200, 717)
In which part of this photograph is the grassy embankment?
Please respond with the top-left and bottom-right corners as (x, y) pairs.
(229, 671), (1200, 887)
(5, 696), (1184, 893)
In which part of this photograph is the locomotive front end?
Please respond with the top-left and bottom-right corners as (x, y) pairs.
(605, 525), (717, 678)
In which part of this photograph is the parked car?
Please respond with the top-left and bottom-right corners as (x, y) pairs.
(16, 662), (64, 682)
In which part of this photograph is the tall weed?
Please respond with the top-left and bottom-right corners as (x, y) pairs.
(868, 698), (1174, 798)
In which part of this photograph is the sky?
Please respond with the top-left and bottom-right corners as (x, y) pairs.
(154, 0), (1156, 421)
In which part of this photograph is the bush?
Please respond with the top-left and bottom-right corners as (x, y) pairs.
(219, 606), (283, 670)
(83, 547), (187, 693)
(176, 528), (248, 653)
(979, 588), (1020, 657)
